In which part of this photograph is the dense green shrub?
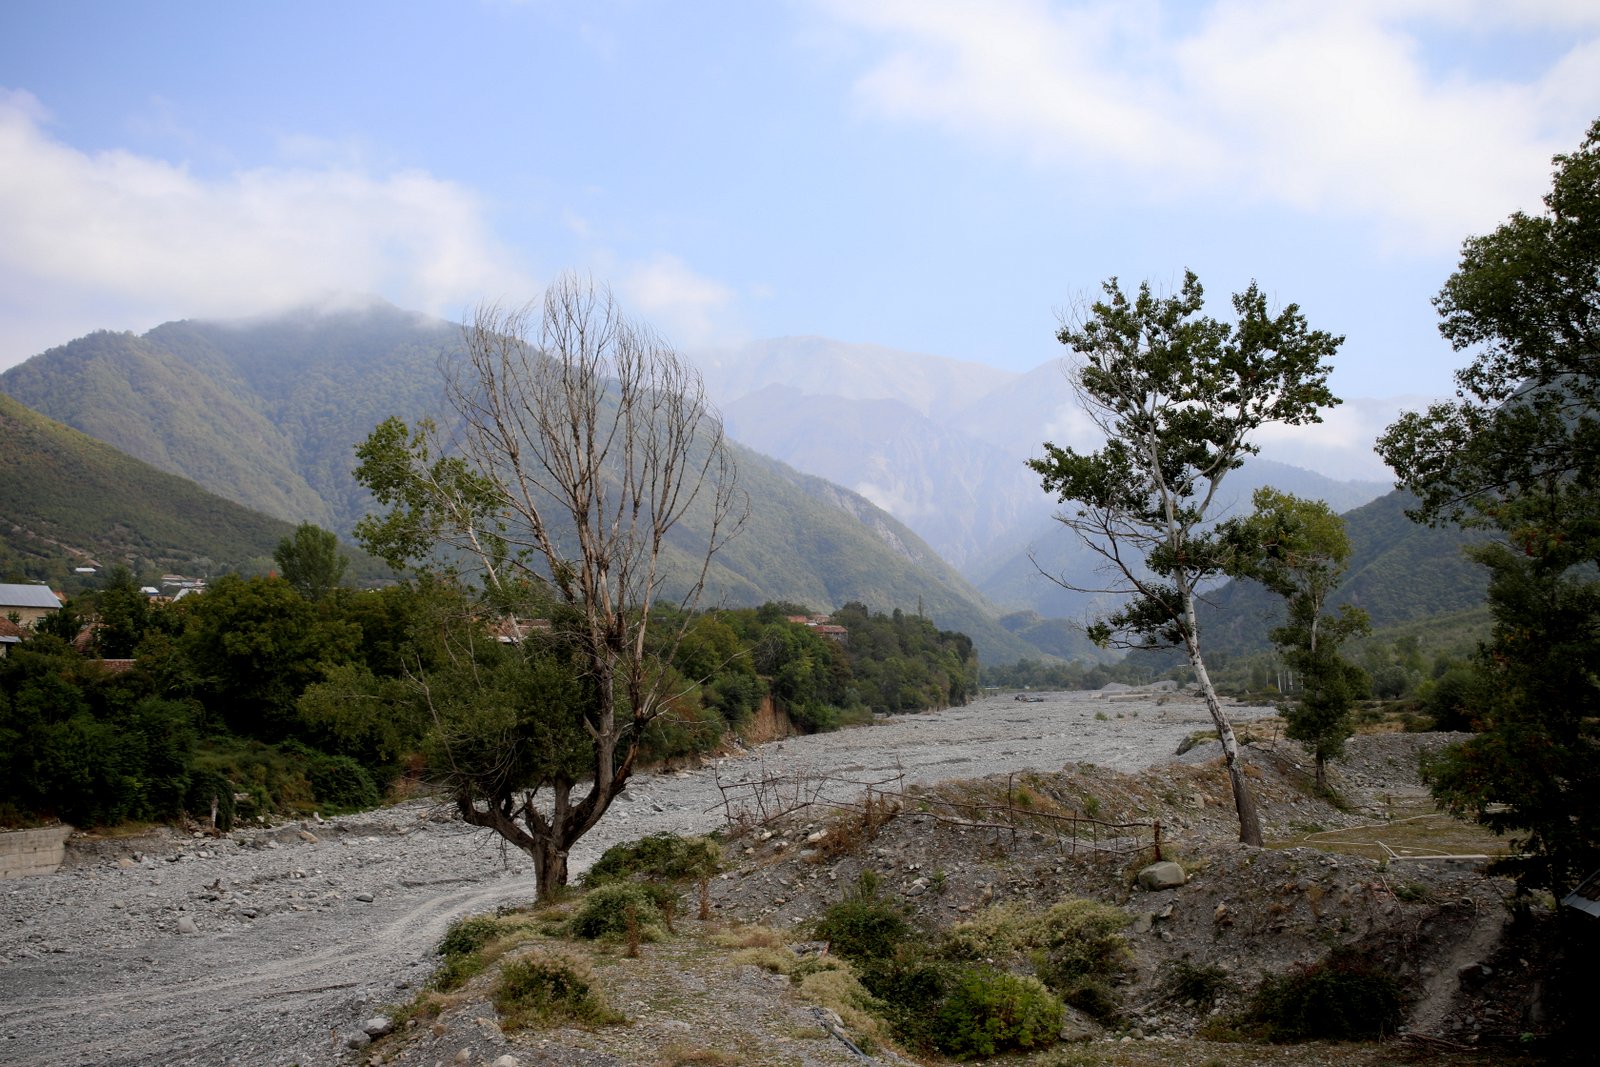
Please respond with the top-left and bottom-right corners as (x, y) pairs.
(813, 872), (910, 963)
(1240, 947), (1406, 1042)
(438, 914), (504, 960)
(303, 752), (380, 812)
(942, 898), (1130, 1018)
(929, 969), (1063, 1060)
(430, 913), (506, 991)
(567, 883), (668, 943)
(1027, 899), (1133, 1014)
(493, 951), (620, 1030)
(585, 832), (722, 887)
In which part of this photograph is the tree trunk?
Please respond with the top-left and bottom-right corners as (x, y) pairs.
(532, 839), (569, 901)
(1187, 636), (1264, 847)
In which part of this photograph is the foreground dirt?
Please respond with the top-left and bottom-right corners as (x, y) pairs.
(0, 690), (1550, 1066)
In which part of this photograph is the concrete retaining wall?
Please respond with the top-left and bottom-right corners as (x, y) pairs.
(0, 824), (73, 880)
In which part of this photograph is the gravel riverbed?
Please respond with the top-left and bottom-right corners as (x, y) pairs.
(0, 689), (1266, 1067)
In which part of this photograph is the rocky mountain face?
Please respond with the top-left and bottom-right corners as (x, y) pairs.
(690, 335), (1392, 615)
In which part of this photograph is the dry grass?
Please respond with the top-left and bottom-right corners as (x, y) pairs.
(1270, 795), (1512, 862)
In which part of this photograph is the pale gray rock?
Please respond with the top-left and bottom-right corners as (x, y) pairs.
(1137, 861), (1186, 890)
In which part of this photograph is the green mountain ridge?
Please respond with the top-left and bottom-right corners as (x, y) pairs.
(1, 306), (1090, 665)
(1198, 489), (1491, 657)
(0, 391), (306, 579)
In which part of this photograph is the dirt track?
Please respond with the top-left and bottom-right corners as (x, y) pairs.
(0, 689), (1260, 1067)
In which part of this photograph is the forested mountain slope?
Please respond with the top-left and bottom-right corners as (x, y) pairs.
(1, 307), (1091, 665)
(0, 392), (304, 580)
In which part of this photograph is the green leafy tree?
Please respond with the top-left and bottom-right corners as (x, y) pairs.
(273, 523), (348, 602)
(354, 276), (745, 898)
(1030, 272), (1342, 845)
(1377, 118), (1600, 896)
(1223, 489), (1369, 789)
(173, 573), (359, 740)
(93, 565), (151, 657)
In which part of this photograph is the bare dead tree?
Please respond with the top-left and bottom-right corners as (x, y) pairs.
(356, 274), (745, 897)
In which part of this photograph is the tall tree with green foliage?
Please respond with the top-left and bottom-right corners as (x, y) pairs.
(1223, 488), (1369, 789)
(274, 523), (348, 602)
(1030, 272), (1342, 845)
(354, 276), (745, 898)
(1378, 118), (1600, 895)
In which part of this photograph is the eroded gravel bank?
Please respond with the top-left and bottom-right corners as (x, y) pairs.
(0, 689), (1269, 1067)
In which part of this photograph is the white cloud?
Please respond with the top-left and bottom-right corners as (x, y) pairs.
(818, 0), (1600, 249)
(1253, 394), (1429, 482)
(616, 253), (744, 349)
(0, 89), (534, 364)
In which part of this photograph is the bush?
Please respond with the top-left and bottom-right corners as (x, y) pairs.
(1028, 899), (1132, 1014)
(567, 883), (669, 943)
(813, 872), (910, 963)
(182, 768), (237, 831)
(584, 833), (721, 887)
(493, 951), (621, 1030)
(1240, 947), (1406, 1042)
(857, 954), (958, 1050)
(941, 898), (1130, 1019)
(1159, 959), (1235, 1011)
(929, 969), (1063, 1060)
(305, 752), (380, 813)
(438, 914), (504, 959)
(430, 913), (507, 991)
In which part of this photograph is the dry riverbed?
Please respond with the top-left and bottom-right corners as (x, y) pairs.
(2, 689), (1481, 1067)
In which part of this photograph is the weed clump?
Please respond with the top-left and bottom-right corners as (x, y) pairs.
(943, 898), (1130, 1019)
(584, 832), (721, 886)
(1158, 958), (1236, 1011)
(431, 913), (511, 991)
(493, 951), (622, 1031)
(1233, 947), (1406, 1042)
(812, 871), (910, 963)
(567, 882), (669, 943)
(585, 832), (722, 924)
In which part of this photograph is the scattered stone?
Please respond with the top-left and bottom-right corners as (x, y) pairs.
(175, 916), (198, 935)
(347, 1032), (372, 1049)
(298, 829), (319, 844)
(364, 1016), (395, 1037)
(356, 892), (376, 903)
(493, 1056), (518, 1067)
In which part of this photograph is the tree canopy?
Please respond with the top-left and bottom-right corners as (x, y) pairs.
(354, 276), (746, 897)
(1380, 119), (1600, 895)
(1030, 271), (1342, 845)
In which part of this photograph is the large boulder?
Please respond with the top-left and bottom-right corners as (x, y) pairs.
(1137, 860), (1187, 890)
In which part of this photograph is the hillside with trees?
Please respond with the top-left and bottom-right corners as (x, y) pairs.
(1, 391), (314, 582)
(0, 304), (1083, 667)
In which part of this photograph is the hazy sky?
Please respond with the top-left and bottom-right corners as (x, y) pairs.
(2, 1), (1597, 407)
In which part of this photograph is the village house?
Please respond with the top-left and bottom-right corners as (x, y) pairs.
(0, 582), (63, 629)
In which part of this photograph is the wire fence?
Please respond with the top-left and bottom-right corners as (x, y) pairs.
(709, 763), (1162, 862)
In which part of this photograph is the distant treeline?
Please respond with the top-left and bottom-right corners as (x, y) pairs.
(0, 573), (977, 830)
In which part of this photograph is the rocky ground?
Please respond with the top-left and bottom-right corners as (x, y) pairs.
(0, 689), (1550, 1066)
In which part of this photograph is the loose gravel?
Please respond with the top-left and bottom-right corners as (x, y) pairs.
(0, 689), (1271, 1067)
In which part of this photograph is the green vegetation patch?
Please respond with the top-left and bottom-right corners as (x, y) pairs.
(493, 950), (622, 1031)
(1227, 947), (1406, 1042)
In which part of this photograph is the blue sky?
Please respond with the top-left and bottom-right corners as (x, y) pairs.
(2, 0), (1597, 412)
